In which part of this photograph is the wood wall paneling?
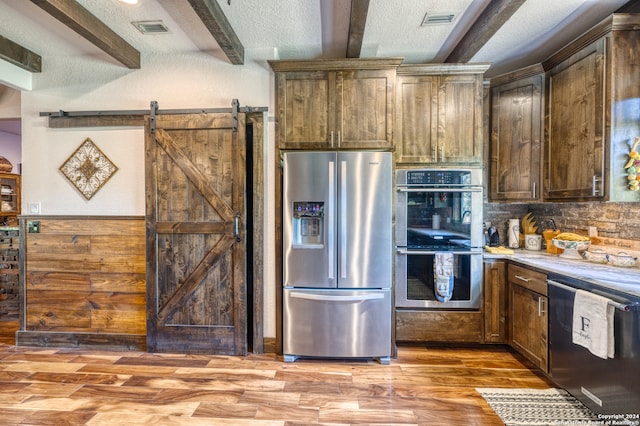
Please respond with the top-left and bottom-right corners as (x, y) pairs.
(17, 217), (146, 350)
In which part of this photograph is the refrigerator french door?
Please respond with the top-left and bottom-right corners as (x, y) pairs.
(282, 151), (392, 363)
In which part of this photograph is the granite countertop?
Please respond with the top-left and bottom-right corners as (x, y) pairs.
(484, 249), (640, 298)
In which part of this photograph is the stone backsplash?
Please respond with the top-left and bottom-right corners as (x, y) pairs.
(484, 202), (640, 244)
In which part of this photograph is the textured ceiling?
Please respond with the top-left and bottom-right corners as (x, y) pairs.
(0, 0), (635, 135)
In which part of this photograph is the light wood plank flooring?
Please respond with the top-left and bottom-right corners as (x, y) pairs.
(0, 329), (553, 425)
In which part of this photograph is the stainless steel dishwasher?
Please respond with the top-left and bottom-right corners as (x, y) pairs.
(548, 273), (640, 415)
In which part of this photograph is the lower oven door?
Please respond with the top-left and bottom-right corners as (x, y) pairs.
(395, 249), (482, 309)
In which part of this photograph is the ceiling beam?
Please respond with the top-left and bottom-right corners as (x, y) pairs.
(187, 0), (244, 65)
(445, 0), (526, 63)
(346, 0), (370, 58)
(0, 34), (42, 73)
(30, 0), (140, 69)
(617, 0), (640, 13)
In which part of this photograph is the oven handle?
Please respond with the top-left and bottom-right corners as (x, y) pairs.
(396, 248), (482, 256)
(397, 187), (482, 193)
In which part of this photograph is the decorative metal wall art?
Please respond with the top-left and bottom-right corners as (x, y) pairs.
(59, 138), (118, 200)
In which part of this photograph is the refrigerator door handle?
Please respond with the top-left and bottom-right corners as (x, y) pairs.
(328, 160), (335, 280)
(290, 292), (385, 302)
(340, 160), (347, 279)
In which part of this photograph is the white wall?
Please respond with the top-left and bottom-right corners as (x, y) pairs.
(0, 84), (22, 170)
(19, 49), (278, 338)
(0, 131), (21, 172)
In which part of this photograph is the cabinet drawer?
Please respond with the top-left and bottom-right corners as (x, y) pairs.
(508, 264), (547, 295)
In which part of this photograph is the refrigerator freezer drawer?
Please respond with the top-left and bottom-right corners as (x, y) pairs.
(283, 288), (392, 362)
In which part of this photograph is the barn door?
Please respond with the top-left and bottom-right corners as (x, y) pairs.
(145, 112), (246, 355)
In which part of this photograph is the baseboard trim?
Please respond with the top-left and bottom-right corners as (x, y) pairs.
(16, 331), (146, 351)
(262, 337), (276, 354)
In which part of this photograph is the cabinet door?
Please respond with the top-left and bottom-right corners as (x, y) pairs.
(437, 74), (483, 165)
(490, 74), (543, 201)
(394, 75), (438, 164)
(546, 39), (605, 200)
(275, 70), (335, 149)
(337, 69), (394, 149)
(509, 283), (548, 372)
(483, 261), (506, 343)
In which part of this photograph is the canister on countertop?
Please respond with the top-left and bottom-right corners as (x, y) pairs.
(543, 229), (562, 254)
(508, 219), (520, 248)
(525, 234), (542, 250)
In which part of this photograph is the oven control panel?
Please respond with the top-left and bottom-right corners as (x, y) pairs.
(406, 170), (470, 185)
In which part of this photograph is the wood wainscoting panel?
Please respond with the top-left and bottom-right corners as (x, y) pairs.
(395, 310), (483, 343)
(17, 216), (146, 350)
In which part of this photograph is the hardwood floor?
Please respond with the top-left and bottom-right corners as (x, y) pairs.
(0, 329), (554, 425)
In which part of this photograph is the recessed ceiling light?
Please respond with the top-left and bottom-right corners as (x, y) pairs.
(421, 12), (456, 26)
(118, 0), (139, 4)
(132, 20), (169, 34)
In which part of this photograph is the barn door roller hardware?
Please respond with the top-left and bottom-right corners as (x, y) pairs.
(232, 98), (239, 132)
(149, 100), (158, 133)
(39, 100), (267, 131)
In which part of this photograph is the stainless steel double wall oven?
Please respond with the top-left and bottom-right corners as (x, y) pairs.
(395, 168), (483, 309)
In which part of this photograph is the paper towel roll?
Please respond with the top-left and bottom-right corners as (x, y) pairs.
(432, 214), (441, 230)
(508, 219), (520, 248)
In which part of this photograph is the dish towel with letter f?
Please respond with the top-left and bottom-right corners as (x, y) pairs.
(572, 289), (615, 359)
(434, 252), (454, 302)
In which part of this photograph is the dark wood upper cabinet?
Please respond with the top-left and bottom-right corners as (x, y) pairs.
(489, 65), (544, 202)
(545, 39), (606, 201)
(543, 14), (640, 202)
(269, 59), (401, 150)
(395, 64), (489, 165)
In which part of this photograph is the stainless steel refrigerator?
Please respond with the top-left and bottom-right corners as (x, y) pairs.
(282, 151), (392, 363)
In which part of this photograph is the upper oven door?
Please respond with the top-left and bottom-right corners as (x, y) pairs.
(396, 184), (483, 249)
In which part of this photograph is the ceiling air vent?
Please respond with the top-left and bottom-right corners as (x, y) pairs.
(132, 20), (169, 34)
(421, 13), (456, 26)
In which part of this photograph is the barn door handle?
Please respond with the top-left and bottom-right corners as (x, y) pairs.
(234, 214), (241, 242)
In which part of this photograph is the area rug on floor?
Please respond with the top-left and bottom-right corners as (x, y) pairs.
(477, 387), (599, 426)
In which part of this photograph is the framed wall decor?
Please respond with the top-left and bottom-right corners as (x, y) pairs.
(59, 137), (118, 200)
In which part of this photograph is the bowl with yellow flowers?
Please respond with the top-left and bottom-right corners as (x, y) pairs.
(552, 233), (591, 259)
(625, 137), (640, 191)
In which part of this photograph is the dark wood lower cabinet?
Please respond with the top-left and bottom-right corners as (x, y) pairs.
(483, 260), (507, 343)
(508, 264), (549, 373)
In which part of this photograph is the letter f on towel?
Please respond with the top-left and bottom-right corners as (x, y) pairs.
(572, 290), (614, 359)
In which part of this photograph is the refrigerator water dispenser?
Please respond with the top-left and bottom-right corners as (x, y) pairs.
(292, 201), (324, 247)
